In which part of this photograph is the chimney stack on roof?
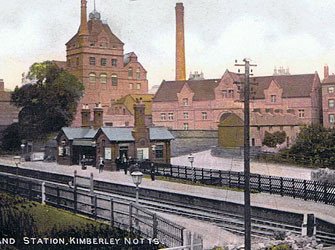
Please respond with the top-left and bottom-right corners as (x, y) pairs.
(175, 2), (186, 81)
(93, 102), (104, 129)
(81, 104), (91, 128)
(324, 65), (329, 80)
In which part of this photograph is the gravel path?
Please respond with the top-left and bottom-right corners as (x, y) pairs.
(172, 150), (314, 180)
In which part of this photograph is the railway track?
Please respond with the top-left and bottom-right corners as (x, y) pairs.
(0, 164), (334, 246)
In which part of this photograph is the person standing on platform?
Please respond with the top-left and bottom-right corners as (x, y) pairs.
(99, 157), (105, 173)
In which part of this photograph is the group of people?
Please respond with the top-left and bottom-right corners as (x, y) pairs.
(80, 155), (155, 180)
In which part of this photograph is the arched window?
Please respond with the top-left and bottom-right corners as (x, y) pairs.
(111, 74), (118, 86)
(100, 73), (107, 83)
(128, 67), (133, 78)
(89, 73), (96, 83)
(136, 68), (140, 79)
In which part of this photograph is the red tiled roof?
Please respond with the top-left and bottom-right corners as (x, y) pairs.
(153, 79), (220, 102)
(252, 74), (317, 99)
(66, 19), (124, 45)
(322, 75), (335, 85)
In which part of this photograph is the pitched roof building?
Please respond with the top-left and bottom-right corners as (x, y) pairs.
(321, 65), (335, 128)
(152, 70), (322, 148)
(64, 0), (149, 127)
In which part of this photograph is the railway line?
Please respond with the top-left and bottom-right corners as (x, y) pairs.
(0, 164), (334, 246)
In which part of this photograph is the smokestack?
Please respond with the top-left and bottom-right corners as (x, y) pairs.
(175, 2), (186, 81)
(79, 0), (89, 36)
(324, 65), (329, 79)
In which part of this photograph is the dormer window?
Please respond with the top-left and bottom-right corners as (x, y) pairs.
(222, 89), (234, 98)
(271, 95), (276, 103)
(182, 98), (189, 106)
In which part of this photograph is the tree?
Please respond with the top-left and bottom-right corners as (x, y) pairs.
(11, 61), (84, 140)
(262, 131), (286, 148)
(1, 123), (22, 152)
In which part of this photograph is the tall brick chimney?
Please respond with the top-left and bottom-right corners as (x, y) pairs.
(0, 79), (4, 92)
(81, 104), (91, 128)
(175, 2), (186, 81)
(93, 103), (103, 129)
(78, 0), (89, 47)
(324, 65), (329, 79)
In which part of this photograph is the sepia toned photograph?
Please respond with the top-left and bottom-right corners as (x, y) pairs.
(0, 0), (334, 249)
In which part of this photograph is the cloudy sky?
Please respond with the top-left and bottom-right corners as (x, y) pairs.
(1, 0), (335, 90)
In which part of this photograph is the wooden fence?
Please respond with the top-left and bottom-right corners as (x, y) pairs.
(0, 173), (186, 248)
(140, 162), (335, 206)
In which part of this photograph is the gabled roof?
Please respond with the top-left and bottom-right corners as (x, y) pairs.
(153, 72), (318, 102)
(124, 52), (137, 66)
(101, 127), (134, 142)
(60, 126), (174, 142)
(112, 94), (153, 115)
(153, 79), (220, 102)
(322, 75), (335, 85)
(252, 74), (317, 99)
(61, 127), (98, 140)
(66, 19), (124, 46)
(150, 127), (175, 140)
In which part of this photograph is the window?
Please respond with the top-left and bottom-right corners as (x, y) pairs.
(100, 73), (107, 83)
(89, 57), (96, 65)
(129, 83), (133, 89)
(183, 123), (189, 130)
(328, 87), (335, 93)
(182, 98), (189, 106)
(89, 73), (96, 82)
(168, 113), (174, 120)
(111, 74), (118, 86)
(101, 58), (107, 66)
(329, 99), (335, 108)
(271, 95), (276, 103)
(298, 109), (305, 118)
(112, 59), (117, 67)
(202, 112), (208, 120)
(183, 112), (189, 119)
(136, 68), (140, 79)
(228, 90), (234, 98)
(136, 83), (141, 90)
(76, 57), (79, 66)
(128, 67), (133, 78)
(222, 89), (234, 98)
(155, 145), (164, 159)
(330, 114), (335, 124)
(160, 113), (166, 120)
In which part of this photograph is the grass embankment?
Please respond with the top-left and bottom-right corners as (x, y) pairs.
(0, 192), (161, 250)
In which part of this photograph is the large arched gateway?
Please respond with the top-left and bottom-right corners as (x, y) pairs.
(218, 113), (244, 148)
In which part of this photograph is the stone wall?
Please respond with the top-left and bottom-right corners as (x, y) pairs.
(170, 130), (218, 156)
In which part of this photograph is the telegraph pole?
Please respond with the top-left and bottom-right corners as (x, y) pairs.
(235, 58), (257, 250)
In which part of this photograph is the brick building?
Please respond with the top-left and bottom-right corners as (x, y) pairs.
(0, 79), (20, 143)
(56, 101), (173, 170)
(322, 65), (335, 128)
(64, 0), (148, 127)
(152, 70), (322, 148)
(106, 94), (154, 127)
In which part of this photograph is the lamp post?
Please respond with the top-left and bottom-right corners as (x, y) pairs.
(20, 143), (25, 160)
(131, 171), (143, 205)
(13, 156), (21, 176)
(188, 153), (195, 182)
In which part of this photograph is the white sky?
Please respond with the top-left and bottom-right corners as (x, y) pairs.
(1, 0), (335, 90)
